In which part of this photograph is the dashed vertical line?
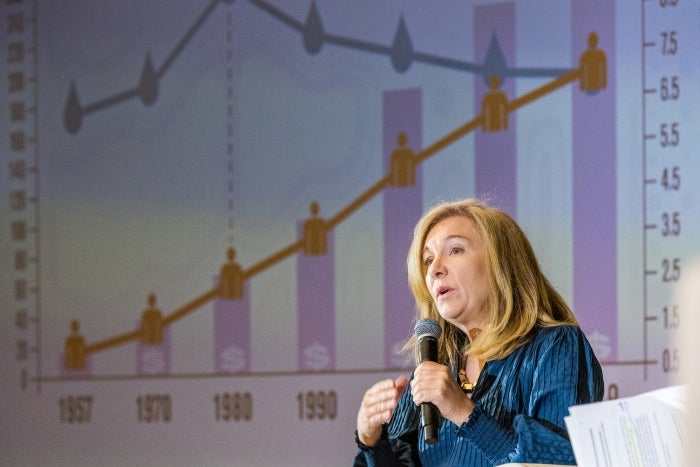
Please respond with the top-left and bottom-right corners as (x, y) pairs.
(226, 10), (235, 246)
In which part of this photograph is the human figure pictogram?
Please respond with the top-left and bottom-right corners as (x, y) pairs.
(140, 292), (163, 345)
(389, 131), (416, 187)
(481, 74), (508, 132)
(220, 246), (243, 299)
(580, 32), (607, 93)
(303, 201), (327, 255)
(64, 319), (86, 370)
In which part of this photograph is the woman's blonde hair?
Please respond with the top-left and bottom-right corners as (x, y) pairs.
(405, 198), (577, 366)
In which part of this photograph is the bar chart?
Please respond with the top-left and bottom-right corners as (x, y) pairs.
(1, 0), (698, 465)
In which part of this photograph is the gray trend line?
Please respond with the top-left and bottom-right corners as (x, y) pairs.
(158, 0), (220, 77)
(65, 0), (573, 133)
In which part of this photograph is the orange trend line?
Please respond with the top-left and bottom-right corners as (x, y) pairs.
(243, 239), (304, 280)
(416, 69), (580, 166)
(415, 115), (484, 165)
(84, 287), (220, 354)
(74, 67), (583, 363)
(162, 287), (220, 326)
(507, 69), (580, 112)
(85, 330), (141, 354)
(327, 176), (391, 229)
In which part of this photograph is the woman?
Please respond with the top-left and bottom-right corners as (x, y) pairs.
(354, 198), (604, 466)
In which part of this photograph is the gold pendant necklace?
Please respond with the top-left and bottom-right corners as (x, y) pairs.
(458, 369), (475, 393)
(460, 330), (483, 394)
(460, 352), (482, 394)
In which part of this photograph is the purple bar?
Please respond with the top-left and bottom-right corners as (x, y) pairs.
(214, 281), (251, 373)
(474, 3), (517, 218)
(383, 88), (422, 368)
(136, 328), (171, 375)
(297, 226), (335, 371)
(572, 0), (617, 361)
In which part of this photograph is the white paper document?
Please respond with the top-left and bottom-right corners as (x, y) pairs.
(565, 385), (687, 467)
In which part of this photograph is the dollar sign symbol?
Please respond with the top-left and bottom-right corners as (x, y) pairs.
(303, 342), (330, 371)
(588, 330), (611, 359)
(141, 348), (165, 374)
(220, 345), (246, 372)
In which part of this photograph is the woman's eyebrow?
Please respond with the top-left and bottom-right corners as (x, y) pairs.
(444, 234), (471, 244)
(423, 234), (471, 254)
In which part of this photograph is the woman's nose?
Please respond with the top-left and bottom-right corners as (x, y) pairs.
(429, 257), (445, 277)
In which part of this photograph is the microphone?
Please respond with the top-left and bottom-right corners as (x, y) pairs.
(413, 318), (442, 445)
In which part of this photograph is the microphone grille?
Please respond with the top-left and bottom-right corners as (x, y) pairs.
(414, 318), (441, 340)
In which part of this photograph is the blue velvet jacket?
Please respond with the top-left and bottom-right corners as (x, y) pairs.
(354, 325), (604, 466)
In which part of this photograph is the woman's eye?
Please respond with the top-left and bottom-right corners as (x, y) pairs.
(450, 247), (464, 255)
(423, 257), (433, 267)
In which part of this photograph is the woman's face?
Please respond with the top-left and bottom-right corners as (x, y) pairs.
(422, 215), (490, 333)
